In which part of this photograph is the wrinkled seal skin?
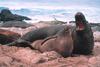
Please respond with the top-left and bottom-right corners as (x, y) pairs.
(6, 25), (70, 47)
(21, 25), (68, 42)
(0, 29), (21, 44)
(72, 12), (94, 55)
(31, 27), (73, 57)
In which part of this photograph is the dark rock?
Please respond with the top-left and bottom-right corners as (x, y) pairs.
(0, 21), (32, 28)
(0, 9), (31, 22)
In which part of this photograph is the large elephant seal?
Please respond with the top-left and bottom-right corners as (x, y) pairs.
(20, 25), (68, 42)
(31, 27), (73, 57)
(6, 25), (70, 47)
(72, 12), (94, 55)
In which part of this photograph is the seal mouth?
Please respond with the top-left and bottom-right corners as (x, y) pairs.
(76, 22), (85, 31)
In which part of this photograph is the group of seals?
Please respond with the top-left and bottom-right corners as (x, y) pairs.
(7, 12), (94, 57)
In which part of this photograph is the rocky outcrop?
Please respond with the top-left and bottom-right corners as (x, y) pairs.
(0, 9), (31, 22)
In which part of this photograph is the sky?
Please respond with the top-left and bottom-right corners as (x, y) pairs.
(0, 0), (100, 23)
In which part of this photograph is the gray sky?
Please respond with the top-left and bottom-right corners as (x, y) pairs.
(0, 0), (100, 23)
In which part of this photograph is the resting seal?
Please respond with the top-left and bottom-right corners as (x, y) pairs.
(0, 29), (21, 44)
(31, 27), (73, 57)
(20, 25), (68, 42)
(6, 25), (69, 47)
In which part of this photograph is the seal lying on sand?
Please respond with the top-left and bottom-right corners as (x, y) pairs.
(6, 25), (70, 47)
(0, 29), (21, 44)
(31, 27), (73, 57)
(72, 12), (94, 55)
(21, 25), (68, 42)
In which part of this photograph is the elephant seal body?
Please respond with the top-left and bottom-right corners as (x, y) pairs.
(31, 27), (73, 57)
(0, 29), (21, 44)
(7, 25), (71, 48)
(72, 12), (94, 55)
(21, 25), (68, 42)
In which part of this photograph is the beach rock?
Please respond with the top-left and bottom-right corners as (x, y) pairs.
(93, 31), (100, 42)
(0, 21), (32, 28)
(0, 9), (31, 21)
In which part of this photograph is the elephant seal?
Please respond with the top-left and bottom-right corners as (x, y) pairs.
(31, 27), (73, 57)
(6, 25), (71, 47)
(72, 12), (94, 55)
(20, 25), (68, 42)
(0, 29), (21, 44)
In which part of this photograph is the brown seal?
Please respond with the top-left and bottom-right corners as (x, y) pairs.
(0, 29), (21, 44)
(31, 27), (73, 57)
